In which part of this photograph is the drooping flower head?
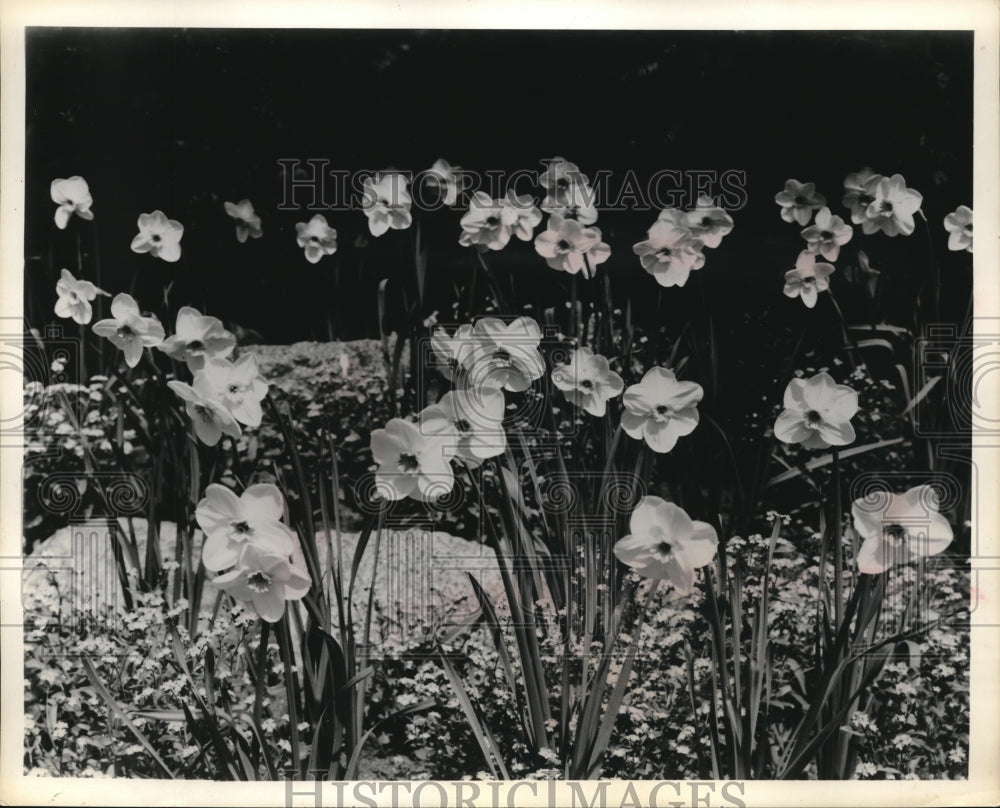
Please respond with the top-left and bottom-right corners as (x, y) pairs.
(613, 496), (718, 593)
(862, 174), (923, 237)
(130, 210), (184, 262)
(534, 214), (610, 277)
(419, 388), (506, 467)
(92, 293), (165, 368)
(632, 221), (706, 288)
(551, 346), (624, 417)
(621, 367), (703, 453)
(361, 173), (413, 237)
(295, 214), (337, 263)
(423, 158), (461, 207)
(197, 353), (269, 428)
(211, 542), (310, 623)
(943, 205), (973, 253)
(465, 316), (546, 393)
(370, 417), (455, 502)
(51, 176), (94, 230)
(774, 371), (858, 449)
(167, 378), (242, 446)
(224, 199), (263, 243)
(775, 179), (826, 226)
(684, 194), (734, 249)
(842, 168), (882, 224)
(158, 306), (236, 372)
(196, 483), (298, 572)
(852, 485), (953, 574)
(54, 268), (105, 325)
(801, 206), (853, 261)
(783, 250), (835, 309)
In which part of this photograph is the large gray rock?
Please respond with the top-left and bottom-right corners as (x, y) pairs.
(22, 519), (506, 649)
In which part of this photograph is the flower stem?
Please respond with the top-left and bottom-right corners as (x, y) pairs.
(832, 447), (844, 630)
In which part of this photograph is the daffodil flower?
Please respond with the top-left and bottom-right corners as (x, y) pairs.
(852, 485), (953, 574)
(943, 205), (973, 253)
(551, 346), (624, 417)
(224, 199), (263, 243)
(613, 496), (718, 593)
(211, 543), (310, 623)
(361, 173), (413, 237)
(295, 214), (338, 264)
(424, 158), (461, 206)
(196, 483), (298, 572)
(801, 207), (853, 261)
(775, 179), (826, 226)
(862, 174), (923, 237)
(501, 191), (543, 242)
(465, 316), (546, 393)
(54, 268), (106, 325)
(92, 293), (165, 368)
(541, 181), (599, 225)
(534, 214), (610, 276)
(774, 371), (858, 449)
(158, 306), (236, 372)
(167, 378), (241, 446)
(459, 191), (516, 251)
(685, 194), (734, 249)
(632, 221), (706, 288)
(51, 176), (94, 230)
(621, 367), (703, 453)
(419, 388), (506, 467)
(783, 250), (835, 309)
(540, 156), (590, 205)
(197, 353), (269, 428)
(130, 210), (184, 262)
(370, 417), (455, 502)
(841, 168), (882, 225)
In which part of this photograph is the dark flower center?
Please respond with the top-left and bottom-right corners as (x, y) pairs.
(802, 276), (816, 285)
(883, 523), (907, 543)
(580, 379), (594, 391)
(230, 520), (252, 537)
(194, 404), (215, 423)
(657, 247), (674, 259)
(398, 452), (420, 473)
(965, 223), (973, 233)
(557, 239), (571, 251)
(116, 325), (135, 339)
(656, 540), (673, 558)
(454, 418), (472, 433)
(701, 216), (714, 228)
(879, 200), (894, 214)
(859, 193), (873, 206)
(492, 348), (513, 368)
(820, 230), (833, 240)
(246, 570), (271, 593)
(794, 195), (808, 205)
(804, 409), (823, 426)
(188, 340), (205, 353)
(228, 384), (242, 396)
(151, 234), (162, 243)
(485, 216), (500, 227)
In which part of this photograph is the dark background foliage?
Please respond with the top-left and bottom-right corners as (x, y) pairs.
(26, 28), (973, 342)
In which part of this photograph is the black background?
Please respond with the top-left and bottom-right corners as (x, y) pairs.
(25, 28), (973, 343)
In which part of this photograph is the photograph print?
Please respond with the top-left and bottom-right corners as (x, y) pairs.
(7, 17), (995, 801)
